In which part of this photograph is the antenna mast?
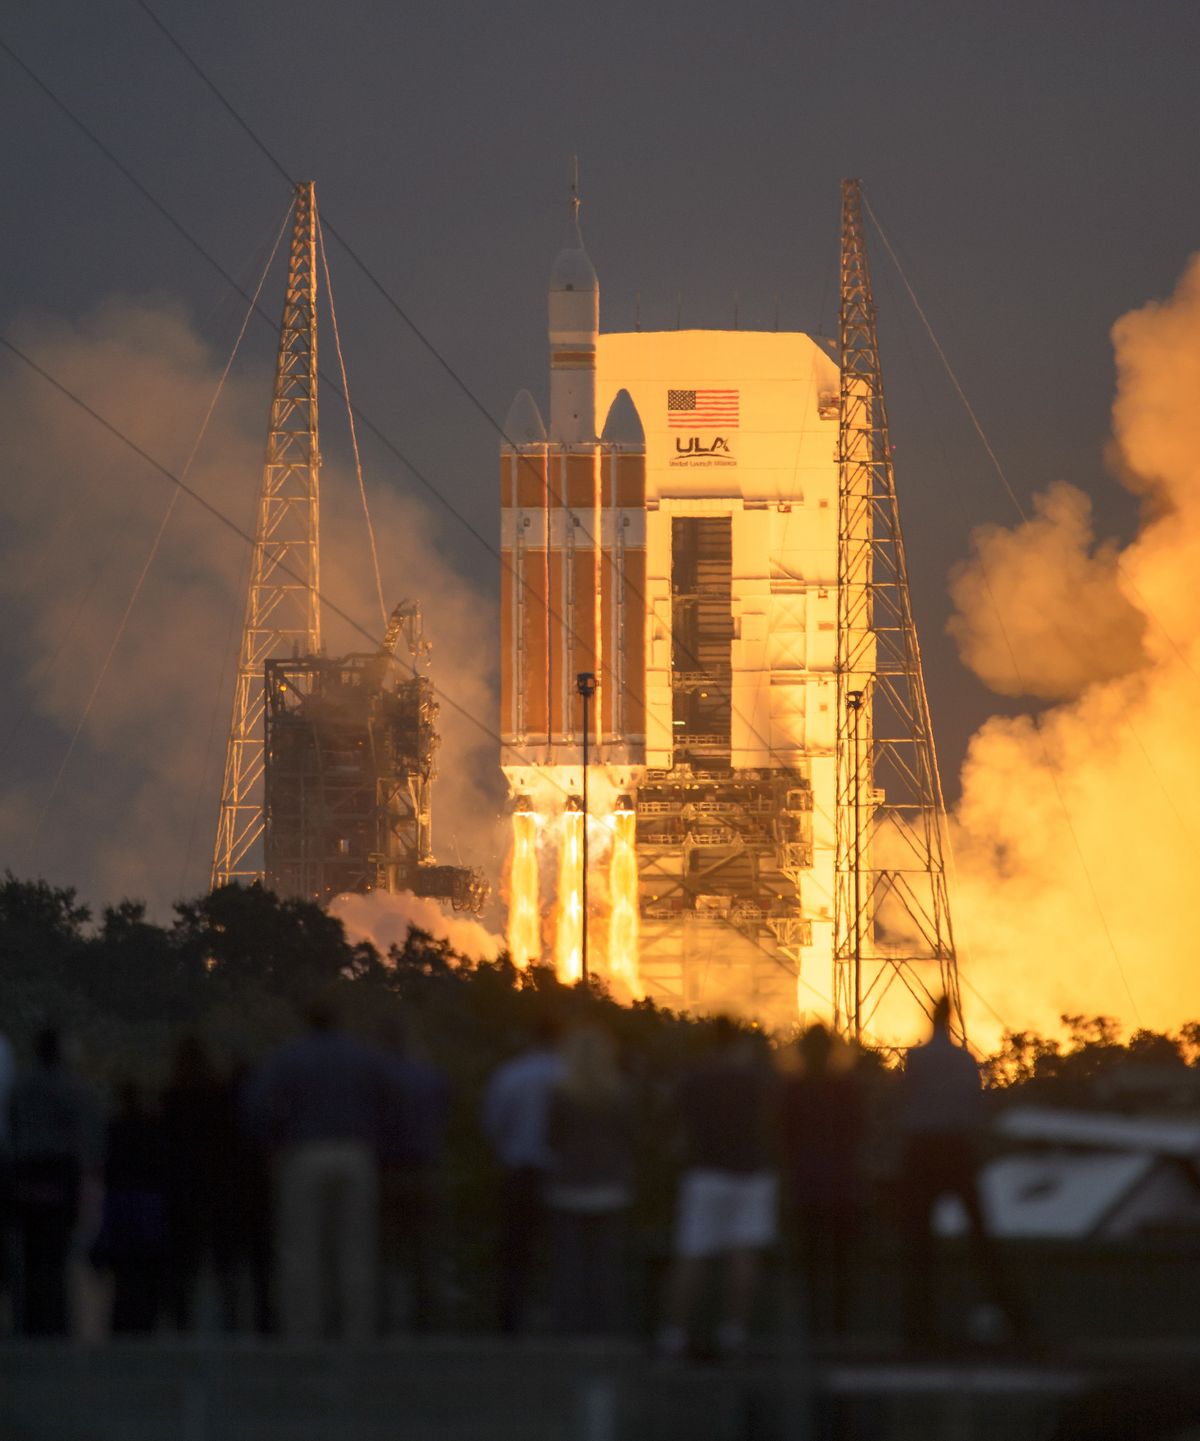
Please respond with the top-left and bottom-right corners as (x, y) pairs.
(212, 181), (321, 889)
(834, 178), (962, 1042)
(568, 153), (580, 229)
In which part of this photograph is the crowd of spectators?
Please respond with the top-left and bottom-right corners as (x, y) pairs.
(0, 995), (1015, 1352)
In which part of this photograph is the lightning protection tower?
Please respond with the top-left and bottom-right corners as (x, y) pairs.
(834, 178), (962, 1043)
(212, 181), (321, 888)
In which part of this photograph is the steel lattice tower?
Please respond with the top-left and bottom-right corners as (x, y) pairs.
(833, 178), (962, 1042)
(211, 181), (321, 889)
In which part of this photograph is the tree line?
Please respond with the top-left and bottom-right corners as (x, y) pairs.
(2, 870), (1196, 1102)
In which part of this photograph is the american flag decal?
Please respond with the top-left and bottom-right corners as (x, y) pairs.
(667, 388), (740, 429)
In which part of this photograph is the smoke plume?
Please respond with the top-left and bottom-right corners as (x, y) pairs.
(0, 294), (504, 914)
(332, 890), (503, 962)
(950, 255), (1200, 1045)
(947, 481), (1146, 700)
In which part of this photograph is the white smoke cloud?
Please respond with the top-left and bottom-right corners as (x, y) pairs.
(15, 265), (1200, 1050)
(0, 294), (504, 912)
(946, 480), (1146, 700)
(331, 889), (503, 962)
(950, 254), (1200, 1046)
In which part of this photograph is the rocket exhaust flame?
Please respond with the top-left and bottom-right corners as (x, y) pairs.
(607, 809), (642, 999)
(555, 809), (584, 984)
(505, 803), (642, 994)
(506, 810), (541, 968)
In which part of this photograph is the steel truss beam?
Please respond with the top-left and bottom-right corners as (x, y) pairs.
(833, 179), (963, 1043)
(212, 182), (322, 889)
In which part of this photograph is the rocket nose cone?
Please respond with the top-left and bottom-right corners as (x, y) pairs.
(503, 389), (547, 445)
(549, 244), (598, 294)
(601, 389), (644, 447)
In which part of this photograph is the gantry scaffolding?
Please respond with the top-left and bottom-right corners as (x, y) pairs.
(634, 512), (815, 1021)
(635, 768), (815, 1017)
(263, 603), (486, 911)
(210, 184), (485, 917)
(834, 178), (962, 1042)
(212, 182), (321, 888)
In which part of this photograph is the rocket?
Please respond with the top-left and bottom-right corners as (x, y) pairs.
(500, 189), (646, 808)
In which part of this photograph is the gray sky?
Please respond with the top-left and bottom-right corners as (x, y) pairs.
(2, 0), (1198, 910)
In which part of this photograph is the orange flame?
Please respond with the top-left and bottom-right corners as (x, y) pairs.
(506, 811), (541, 968)
(607, 809), (642, 999)
(554, 810), (584, 984)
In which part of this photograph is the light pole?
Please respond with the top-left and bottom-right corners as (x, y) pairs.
(576, 671), (596, 986)
(847, 688), (864, 1044)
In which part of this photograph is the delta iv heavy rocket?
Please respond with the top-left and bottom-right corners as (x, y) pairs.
(501, 187), (844, 1026)
(499, 199), (648, 991)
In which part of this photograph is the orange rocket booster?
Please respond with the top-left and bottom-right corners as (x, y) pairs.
(500, 203), (645, 786)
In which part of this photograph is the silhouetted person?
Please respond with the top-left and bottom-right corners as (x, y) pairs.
(377, 1016), (449, 1334)
(897, 996), (1022, 1346)
(0, 1030), (13, 1143)
(481, 1012), (563, 1334)
(229, 1060), (273, 1334)
(659, 1017), (778, 1358)
(250, 996), (389, 1341)
(8, 1028), (102, 1335)
(782, 1024), (864, 1340)
(0, 1027), (15, 1331)
(546, 1025), (634, 1335)
(92, 1079), (167, 1334)
(160, 1036), (239, 1330)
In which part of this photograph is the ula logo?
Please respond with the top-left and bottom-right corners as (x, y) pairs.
(675, 436), (731, 457)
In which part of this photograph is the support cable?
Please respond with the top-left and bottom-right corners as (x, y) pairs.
(875, 230), (1192, 847)
(178, 546), (251, 894)
(1, 28), (630, 741)
(867, 258), (1051, 1042)
(0, 330), (586, 813)
(2, 36), (810, 929)
(875, 236), (1199, 861)
(0, 188), (282, 765)
(862, 194), (1026, 522)
(0, 30), (802, 800)
(958, 972), (1013, 1038)
(132, 0), (553, 453)
(7, 29), (968, 1032)
(7, 7), (1137, 988)
(865, 192), (1141, 1025)
(317, 215), (388, 631)
(25, 206), (291, 859)
(7, 329), (848, 1021)
(121, 6), (809, 769)
(10, 26), (848, 999)
(864, 192), (1198, 686)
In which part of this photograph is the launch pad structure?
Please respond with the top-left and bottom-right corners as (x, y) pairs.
(834, 182), (960, 1040)
(500, 177), (960, 1041)
(207, 172), (955, 1033)
(212, 182), (322, 890)
(263, 603), (486, 911)
(212, 182), (484, 916)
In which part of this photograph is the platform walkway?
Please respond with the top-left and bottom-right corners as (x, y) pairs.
(5, 1336), (1199, 1441)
